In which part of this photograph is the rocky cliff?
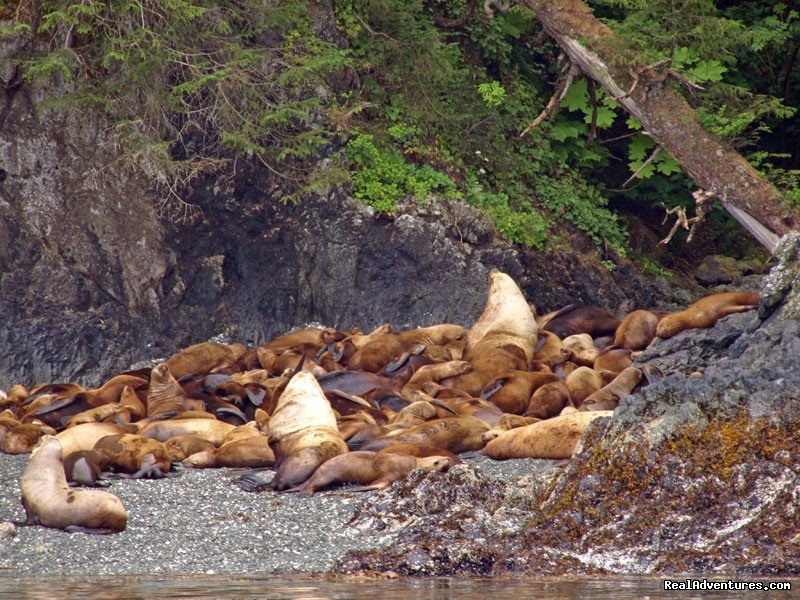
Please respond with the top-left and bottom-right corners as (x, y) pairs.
(0, 34), (653, 389)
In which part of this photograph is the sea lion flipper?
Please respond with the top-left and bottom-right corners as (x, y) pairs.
(234, 471), (272, 493)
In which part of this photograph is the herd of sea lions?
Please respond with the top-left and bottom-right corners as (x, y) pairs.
(0, 270), (759, 534)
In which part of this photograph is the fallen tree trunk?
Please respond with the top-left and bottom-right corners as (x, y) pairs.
(522, 0), (799, 252)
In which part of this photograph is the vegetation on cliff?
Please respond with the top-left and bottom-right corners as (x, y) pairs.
(3, 0), (798, 261)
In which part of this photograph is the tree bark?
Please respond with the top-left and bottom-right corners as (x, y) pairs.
(523, 0), (799, 252)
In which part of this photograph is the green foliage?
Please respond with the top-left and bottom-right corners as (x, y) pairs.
(478, 81), (507, 107)
(345, 131), (461, 214)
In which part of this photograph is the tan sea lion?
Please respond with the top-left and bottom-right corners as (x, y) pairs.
(349, 325), (466, 373)
(184, 435), (275, 469)
(525, 381), (573, 420)
(288, 451), (451, 494)
(655, 291), (759, 340)
(579, 367), (642, 412)
(94, 434), (173, 478)
(479, 371), (559, 415)
(481, 414), (540, 445)
(484, 410), (613, 460)
(164, 434), (216, 462)
(377, 443), (461, 465)
(560, 334), (599, 367)
(146, 363), (189, 419)
(63, 450), (109, 486)
(445, 270), (538, 396)
(65, 404), (123, 428)
(267, 371), (348, 491)
(360, 416), (490, 454)
(20, 436), (127, 534)
(138, 418), (235, 447)
(614, 310), (659, 350)
(565, 366), (605, 407)
(533, 331), (568, 367)
(165, 341), (243, 380)
(55, 422), (138, 457)
(401, 360), (472, 400)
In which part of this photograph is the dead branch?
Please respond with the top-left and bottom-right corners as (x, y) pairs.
(658, 190), (714, 245)
(668, 70), (705, 93)
(520, 61), (580, 137)
(623, 146), (662, 187)
(587, 79), (597, 143)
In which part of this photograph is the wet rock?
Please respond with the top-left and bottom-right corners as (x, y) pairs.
(0, 520), (16, 540)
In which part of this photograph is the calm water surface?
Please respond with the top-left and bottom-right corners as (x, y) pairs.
(0, 575), (796, 599)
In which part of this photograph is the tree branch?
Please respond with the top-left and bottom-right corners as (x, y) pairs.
(520, 61), (580, 137)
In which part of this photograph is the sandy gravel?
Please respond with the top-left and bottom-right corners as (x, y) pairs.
(0, 452), (541, 577)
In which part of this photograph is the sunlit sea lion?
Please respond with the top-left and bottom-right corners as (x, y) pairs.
(266, 371), (348, 491)
(579, 367), (642, 412)
(20, 436), (127, 534)
(360, 416), (490, 454)
(288, 451), (450, 494)
(655, 291), (759, 340)
(484, 411), (613, 460)
(614, 310), (659, 350)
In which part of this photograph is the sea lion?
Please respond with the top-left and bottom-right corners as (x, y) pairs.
(349, 325), (467, 373)
(481, 414), (540, 445)
(613, 310), (659, 350)
(565, 366), (605, 407)
(655, 291), (759, 340)
(525, 381), (573, 420)
(360, 416), (490, 454)
(138, 418), (235, 447)
(146, 363), (189, 419)
(533, 331), (568, 367)
(55, 422), (138, 457)
(445, 270), (538, 396)
(479, 371), (559, 415)
(20, 436), (128, 534)
(184, 435), (275, 469)
(63, 450), (109, 486)
(266, 371), (348, 491)
(579, 367), (642, 412)
(288, 451), (451, 494)
(401, 360), (472, 400)
(1, 422), (58, 455)
(65, 404), (124, 428)
(94, 434), (173, 478)
(377, 443), (461, 465)
(560, 334), (599, 367)
(593, 345), (633, 375)
(165, 341), (243, 380)
(163, 434), (216, 462)
(540, 305), (621, 339)
(484, 411), (613, 460)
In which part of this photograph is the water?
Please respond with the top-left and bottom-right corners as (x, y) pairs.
(0, 576), (795, 599)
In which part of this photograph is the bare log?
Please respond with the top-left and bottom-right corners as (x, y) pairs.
(522, 0), (799, 252)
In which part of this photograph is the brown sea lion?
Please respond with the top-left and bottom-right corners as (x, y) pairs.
(593, 345), (633, 375)
(525, 381), (573, 420)
(533, 331), (568, 367)
(401, 360), (473, 400)
(445, 270), (538, 396)
(540, 305), (621, 339)
(614, 310), (659, 350)
(377, 443), (462, 466)
(579, 367), (642, 412)
(655, 291), (759, 340)
(565, 366), (605, 407)
(146, 363), (189, 419)
(349, 325), (467, 373)
(360, 416), (490, 454)
(267, 371), (348, 491)
(94, 434), (173, 478)
(1, 422), (58, 455)
(65, 404), (123, 429)
(479, 371), (559, 415)
(288, 451), (450, 494)
(63, 450), (109, 486)
(484, 411), (613, 460)
(20, 436), (128, 534)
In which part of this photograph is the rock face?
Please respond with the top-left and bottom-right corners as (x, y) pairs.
(336, 234), (800, 576)
(0, 53), (651, 388)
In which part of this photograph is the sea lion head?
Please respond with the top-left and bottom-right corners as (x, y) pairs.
(655, 315), (680, 339)
(416, 455), (451, 473)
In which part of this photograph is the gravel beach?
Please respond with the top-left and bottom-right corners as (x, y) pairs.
(0, 451), (548, 577)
